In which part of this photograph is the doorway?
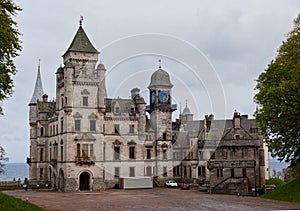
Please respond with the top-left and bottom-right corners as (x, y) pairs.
(79, 172), (90, 191)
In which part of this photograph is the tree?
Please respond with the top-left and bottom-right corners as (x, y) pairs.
(0, 0), (21, 115)
(254, 14), (300, 167)
(0, 145), (8, 174)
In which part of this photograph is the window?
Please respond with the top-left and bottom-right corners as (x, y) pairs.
(163, 167), (167, 177)
(114, 146), (120, 160)
(90, 144), (93, 158)
(199, 151), (204, 160)
(114, 124), (120, 134)
(129, 167), (135, 177)
(217, 168), (223, 178)
(115, 107), (120, 114)
(75, 120), (81, 131)
(130, 107), (135, 113)
(242, 168), (246, 177)
(82, 144), (88, 158)
(162, 149), (167, 159)
(77, 144), (80, 157)
(60, 146), (63, 161)
(40, 148), (44, 161)
(231, 168), (234, 177)
(83, 96), (88, 106)
(129, 125), (134, 133)
(146, 149), (151, 159)
(60, 118), (64, 133)
(40, 168), (43, 179)
(90, 120), (96, 131)
(235, 134), (240, 139)
(40, 127), (44, 136)
(198, 166), (206, 177)
(115, 167), (120, 178)
(146, 166), (152, 176)
(129, 146), (135, 159)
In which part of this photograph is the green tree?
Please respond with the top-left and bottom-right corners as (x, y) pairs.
(0, 145), (8, 174)
(0, 0), (21, 115)
(254, 15), (300, 167)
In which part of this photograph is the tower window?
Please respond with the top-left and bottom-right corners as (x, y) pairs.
(75, 120), (81, 131)
(83, 96), (88, 106)
(114, 124), (120, 134)
(129, 125), (134, 133)
(129, 146), (135, 159)
(147, 149), (151, 159)
(114, 146), (120, 160)
(90, 120), (96, 131)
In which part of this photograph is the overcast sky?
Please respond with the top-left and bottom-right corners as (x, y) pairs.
(0, 0), (299, 162)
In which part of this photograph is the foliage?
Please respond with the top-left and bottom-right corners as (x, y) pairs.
(284, 164), (300, 183)
(254, 14), (300, 166)
(266, 178), (286, 187)
(0, 0), (22, 115)
(262, 177), (300, 203)
(0, 193), (44, 211)
(0, 145), (9, 174)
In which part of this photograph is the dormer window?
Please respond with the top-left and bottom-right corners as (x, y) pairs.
(115, 106), (120, 114)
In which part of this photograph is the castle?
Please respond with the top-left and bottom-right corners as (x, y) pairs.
(28, 24), (268, 194)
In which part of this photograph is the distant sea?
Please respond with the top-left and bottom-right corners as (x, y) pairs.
(0, 160), (290, 182)
(0, 163), (29, 182)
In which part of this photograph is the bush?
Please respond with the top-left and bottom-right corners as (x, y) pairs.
(266, 178), (286, 187)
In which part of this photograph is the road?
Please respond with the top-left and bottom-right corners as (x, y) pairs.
(3, 188), (300, 211)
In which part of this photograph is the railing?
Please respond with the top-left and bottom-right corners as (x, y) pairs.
(75, 156), (95, 165)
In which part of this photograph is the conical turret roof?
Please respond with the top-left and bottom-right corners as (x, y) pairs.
(29, 64), (44, 104)
(63, 26), (99, 56)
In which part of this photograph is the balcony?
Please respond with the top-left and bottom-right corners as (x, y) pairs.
(75, 156), (95, 165)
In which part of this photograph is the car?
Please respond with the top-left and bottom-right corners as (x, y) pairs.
(180, 183), (190, 190)
(165, 180), (178, 188)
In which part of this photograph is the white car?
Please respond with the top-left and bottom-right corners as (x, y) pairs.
(165, 180), (178, 188)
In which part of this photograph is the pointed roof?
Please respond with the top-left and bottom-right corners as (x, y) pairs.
(63, 26), (99, 56)
(29, 64), (44, 104)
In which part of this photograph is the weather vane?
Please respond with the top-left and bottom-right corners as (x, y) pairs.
(79, 16), (84, 26)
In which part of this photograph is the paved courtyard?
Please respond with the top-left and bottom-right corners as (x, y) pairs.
(3, 188), (300, 211)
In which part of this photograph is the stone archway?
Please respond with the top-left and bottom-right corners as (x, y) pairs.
(58, 169), (65, 191)
(79, 172), (90, 191)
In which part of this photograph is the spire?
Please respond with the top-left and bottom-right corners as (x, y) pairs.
(63, 23), (99, 57)
(29, 60), (44, 104)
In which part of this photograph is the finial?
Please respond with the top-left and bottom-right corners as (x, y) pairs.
(158, 59), (162, 69)
(185, 99), (188, 107)
(38, 59), (41, 71)
(79, 16), (84, 26)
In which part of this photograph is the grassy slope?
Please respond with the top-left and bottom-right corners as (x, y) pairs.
(0, 192), (44, 211)
(262, 177), (300, 203)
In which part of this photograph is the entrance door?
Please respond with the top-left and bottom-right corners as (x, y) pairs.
(79, 172), (90, 191)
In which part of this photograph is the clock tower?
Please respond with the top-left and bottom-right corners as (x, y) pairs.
(148, 67), (176, 140)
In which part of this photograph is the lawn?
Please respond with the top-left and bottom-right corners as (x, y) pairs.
(262, 177), (300, 203)
(0, 192), (44, 211)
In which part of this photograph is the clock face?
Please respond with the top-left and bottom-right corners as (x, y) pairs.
(159, 91), (169, 103)
(151, 92), (156, 104)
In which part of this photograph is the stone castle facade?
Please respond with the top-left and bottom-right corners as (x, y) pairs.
(28, 24), (268, 194)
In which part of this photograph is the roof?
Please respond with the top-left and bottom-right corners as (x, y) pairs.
(29, 65), (44, 104)
(182, 105), (192, 115)
(148, 68), (173, 88)
(63, 26), (99, 56)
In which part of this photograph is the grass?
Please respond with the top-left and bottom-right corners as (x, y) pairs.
(262, 177), (300, 203)
(0, 192), (44, 211)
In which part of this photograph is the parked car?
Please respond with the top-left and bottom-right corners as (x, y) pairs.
(180, 183), (190, 190)
(165, 180), (178, 188)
